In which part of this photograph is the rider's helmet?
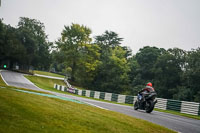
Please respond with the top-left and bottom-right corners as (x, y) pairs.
(146, 82), (152, 87)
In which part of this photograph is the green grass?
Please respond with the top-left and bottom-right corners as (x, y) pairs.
(34, 70), (65, 78)
(25, 75), (66, 91)
(0, 87), (176, 133)
(0, 75), (7, 86)
(33, 70), (84, 90)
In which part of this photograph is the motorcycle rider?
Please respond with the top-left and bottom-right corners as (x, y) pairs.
(138, 82), (155, 102)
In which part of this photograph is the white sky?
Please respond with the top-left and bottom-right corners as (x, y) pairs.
(0, 0), (200, 54)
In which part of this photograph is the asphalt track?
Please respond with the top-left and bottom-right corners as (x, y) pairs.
(1, 70), (200, 133)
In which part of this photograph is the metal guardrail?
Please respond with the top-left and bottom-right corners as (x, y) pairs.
(54, 84), (200, 116)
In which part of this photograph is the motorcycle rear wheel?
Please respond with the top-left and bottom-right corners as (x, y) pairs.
(145, 100), (154, 113)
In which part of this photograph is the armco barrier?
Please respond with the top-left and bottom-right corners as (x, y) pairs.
(155, 98), (167, 110)
(125, 95), (134, 104)
(94, 91), (100, 99)
(118, 95), (126, 103)
(167, 99), (182, 112)
(54, 84), (200, 116)
(82, 90), (86, 96)
(100, 92), (105, 100)
(199, 105), (200, 116)
(105, 93), (112, 101)
(181, 101), (199, 115)
(111, 93), (118, 102)
(90, 91), (95, 98)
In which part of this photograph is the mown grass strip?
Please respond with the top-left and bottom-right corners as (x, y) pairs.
(0, 87), (175, 133)
(13, 88), (84, 104)
(34, 70), (65, 78)
(25, 75), (66, 90)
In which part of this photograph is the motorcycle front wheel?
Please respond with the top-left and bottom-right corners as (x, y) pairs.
(134, 101), (139, 110)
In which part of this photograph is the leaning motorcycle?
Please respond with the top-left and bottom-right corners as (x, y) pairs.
(134, 91), (157, 113)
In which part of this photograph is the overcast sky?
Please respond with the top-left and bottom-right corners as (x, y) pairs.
(0, 0), (200, 54)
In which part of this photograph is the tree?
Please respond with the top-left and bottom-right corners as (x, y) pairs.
(93, 31), (129, 93)
(0, 19), (27, 69)
(184, 48), (200, 102)
(92, 46), (130, 93)
(153, 51), (182, 99)
(95, 30), (123, 50)
(56, 23), (100, 85)
(75, 43), (101, 87)
(128, 56), (144, 95)
(17, 17), (50, 70)
(107, 46), (130, 93)
(135, 46), (163, 81)
(0, 19), (6, 61)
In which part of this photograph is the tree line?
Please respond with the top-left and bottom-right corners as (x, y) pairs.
(0, 17), (199, 102)
(0, 17), (51, 70)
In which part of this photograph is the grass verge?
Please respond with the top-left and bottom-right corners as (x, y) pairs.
(0, 75), (7, 86)
(34, 70), (65, 78)
(0, 86), (175, 133)
(25, 75), (66, 90)
(155, 108), (200, 120)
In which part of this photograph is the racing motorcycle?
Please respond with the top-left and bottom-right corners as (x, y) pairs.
(134, 91), (157, 113)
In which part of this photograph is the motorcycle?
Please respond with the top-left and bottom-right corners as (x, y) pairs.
(134, 91), (157, 113)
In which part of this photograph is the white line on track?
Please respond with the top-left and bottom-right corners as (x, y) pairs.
(84, 101), (109, 110)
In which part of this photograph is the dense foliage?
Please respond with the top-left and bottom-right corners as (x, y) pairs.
(0, 18), (51, 70)
(0, 18), (200, 102)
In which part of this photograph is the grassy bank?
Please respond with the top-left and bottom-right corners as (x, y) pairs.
(25, 75), (66, 91)
(33, 70), (85, 90)
(34, 70), (65, 78)
(0, 86), (175, 133)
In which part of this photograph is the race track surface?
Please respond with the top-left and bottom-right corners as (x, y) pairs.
(1, 70), (200, 133)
